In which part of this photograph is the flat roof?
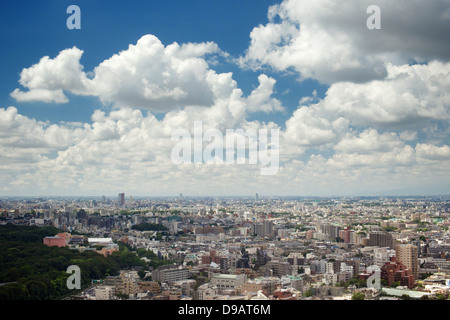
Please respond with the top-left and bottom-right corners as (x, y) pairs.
(382, 288), (432, 298)
(88, 238), (113, 242)
(212, 274), (239, 279)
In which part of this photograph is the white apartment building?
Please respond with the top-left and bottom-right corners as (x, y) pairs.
(373, 247), (390, 267)
(340, 262), (354, 276)
(322, 273), (338, 286)
(326, 262), (335, 274)
(95, 285), (115, 300)
(210, 274), (247, 292)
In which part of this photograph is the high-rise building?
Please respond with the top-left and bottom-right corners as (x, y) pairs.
(252, 220), (274, 237)
(395, 244), (419, 281)
(118, 193), (125, 206)
(317, 223), (341, 241)
(369, 231), (395, 248)
(264, 220), (273, 237)
(339, 226), (352, 243)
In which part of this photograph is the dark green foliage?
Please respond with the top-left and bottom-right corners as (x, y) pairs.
(0, 224), (61, 242)
(0, 225), (121, 300)
(0, 225), (173, 300)
(351, 292), (365, 300)
(135, 248), (174, 269)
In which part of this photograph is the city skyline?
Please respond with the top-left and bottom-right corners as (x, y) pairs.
(1, 194), (449, 301)
(0, 0), (449, 197)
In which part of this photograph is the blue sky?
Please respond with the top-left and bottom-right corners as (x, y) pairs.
(1, 0), (314, 124)
(0, 0), (449, 197)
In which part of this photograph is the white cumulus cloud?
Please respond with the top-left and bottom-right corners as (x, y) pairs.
(240, 0), (450, 84)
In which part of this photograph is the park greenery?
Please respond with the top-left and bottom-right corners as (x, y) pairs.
(0, 224), (171, 300)
(131, 222), (169, 232)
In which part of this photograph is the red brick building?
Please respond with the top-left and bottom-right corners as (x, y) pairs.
(201, 250), (222, 265)
(43, 232), (70, 247)
(381, 257), (415, 289)
(272, 289), (297, 300)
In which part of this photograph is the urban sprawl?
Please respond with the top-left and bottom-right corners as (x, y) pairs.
(1, 194), (450, 300)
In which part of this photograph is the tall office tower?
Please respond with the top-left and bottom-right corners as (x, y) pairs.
(255, 193), (259, 201)
(395, 244), (419, 281)
(118, 193), (125, 206)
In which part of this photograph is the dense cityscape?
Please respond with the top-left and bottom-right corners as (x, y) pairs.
(1, 194), (449, 301)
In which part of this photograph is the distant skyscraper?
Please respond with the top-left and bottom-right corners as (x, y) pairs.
(255, 193), (259, 201)
(118, 193), (125, 206)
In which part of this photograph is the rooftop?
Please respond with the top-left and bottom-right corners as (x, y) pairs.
(212, 274), (240, 279)
(382, 288), (433, 299)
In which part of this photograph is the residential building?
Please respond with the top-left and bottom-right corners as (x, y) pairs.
(373, 247), (390, 267)
(242, 278), (275, 297)
(152, 265), (190, 283)
(137, 281), (161, 295)
(201, 250), (222, 265)
(210, 274), (247, 292)
(263, 261), (293, 277)
(287, 252), (305, 266)
(43, 232), (71, 247)
(395, 244), (419, 281)
(381, 257), (415, 289)
(95, 285), (116, 300)
(369, 231), (395, 249)
(119, 270), (140, 296)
